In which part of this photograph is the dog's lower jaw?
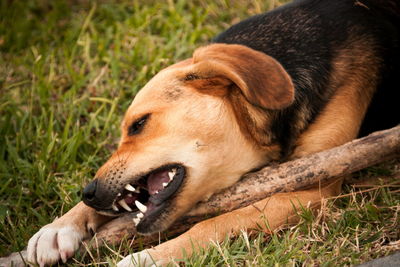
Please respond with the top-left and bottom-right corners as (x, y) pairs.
(135, 202), (188, 235)
(135, 213), (170, 235)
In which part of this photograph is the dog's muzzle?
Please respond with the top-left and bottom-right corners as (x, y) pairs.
(82, 164), (186, 230)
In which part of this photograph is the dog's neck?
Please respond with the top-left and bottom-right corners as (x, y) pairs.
(227, 88), (283, 161)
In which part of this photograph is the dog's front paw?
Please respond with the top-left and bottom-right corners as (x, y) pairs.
(117, 250), (164, 267)
(27, 224), (83, 266)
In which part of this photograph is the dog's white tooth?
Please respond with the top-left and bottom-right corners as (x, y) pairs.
(168, 171), (174, 180)
(162, 182), (168, 187)
(137, 212), (144, 219)
(134, 188), (140, 193)
(118, 199), (132, 212)
(135, 200), (147, 213)
(117, 193), (121, 197)
(125, 184), (136, 192)
(133, 217), (140, 226)
(112, 204), (119, 212)
(155, 190), (159, 194)
(127, 193), (133, 197)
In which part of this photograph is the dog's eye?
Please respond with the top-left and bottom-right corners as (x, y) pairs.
(128, 114), (150, 136)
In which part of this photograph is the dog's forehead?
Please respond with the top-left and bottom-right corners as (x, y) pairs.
(134, 59), (195, 102)
(126, 69), (190, 114)
(136, 71), (184, 105)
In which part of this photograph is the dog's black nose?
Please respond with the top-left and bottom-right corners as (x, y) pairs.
(83, 179), (98, 202)
(82, 179), (116, 210)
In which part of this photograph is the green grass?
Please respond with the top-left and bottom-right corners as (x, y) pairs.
(1, 0), (399, 266)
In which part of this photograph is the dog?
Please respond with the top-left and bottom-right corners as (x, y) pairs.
(27, 0), (399, 266)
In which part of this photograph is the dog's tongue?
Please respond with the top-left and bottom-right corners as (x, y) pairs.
(147, 170), (170, 195)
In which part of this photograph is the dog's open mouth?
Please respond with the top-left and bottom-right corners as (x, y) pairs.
(102, 164), (185, 226)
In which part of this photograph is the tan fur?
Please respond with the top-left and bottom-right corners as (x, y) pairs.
(227, 88), (280, 151)
(51, 202), (111, 240)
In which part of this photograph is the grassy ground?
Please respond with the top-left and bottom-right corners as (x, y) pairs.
(0, 0), (399, 266)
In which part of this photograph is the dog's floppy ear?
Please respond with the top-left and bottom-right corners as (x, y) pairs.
(188, 43), (294, 110)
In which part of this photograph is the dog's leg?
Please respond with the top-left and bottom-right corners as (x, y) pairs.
(117, 179), (341, 267)
(27, 201), (111, 266)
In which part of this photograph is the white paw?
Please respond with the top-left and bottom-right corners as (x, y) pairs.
(117, 250), (161, 267)
(27, 225), (82, 266)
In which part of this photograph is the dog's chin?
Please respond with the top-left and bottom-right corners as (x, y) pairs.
(96, 164), (187, 233)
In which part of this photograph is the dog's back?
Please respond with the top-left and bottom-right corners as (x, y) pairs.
(214, 0), (400, 157)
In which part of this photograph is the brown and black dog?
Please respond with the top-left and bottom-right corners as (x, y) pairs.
(27, 0), (399, 266)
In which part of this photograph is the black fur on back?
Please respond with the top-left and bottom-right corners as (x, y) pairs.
(213, 0), (400, 158)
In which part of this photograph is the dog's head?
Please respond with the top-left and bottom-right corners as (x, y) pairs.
(82, 44), (294, 234)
